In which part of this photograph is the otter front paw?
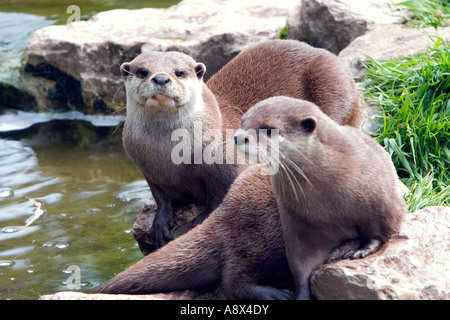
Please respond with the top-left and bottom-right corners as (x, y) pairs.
(189, 208), (212, 229)
(342, 238), (383, 259)
(150, 213), (174, 248)
(328, 239), (361, 262)
(190, 213), (207, 229)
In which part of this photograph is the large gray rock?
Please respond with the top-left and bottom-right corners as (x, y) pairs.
(311, 206), (450, 300)
(287, 0), (408, 54)
(24, 0), (297, 113)
(338, 25), (450, 81)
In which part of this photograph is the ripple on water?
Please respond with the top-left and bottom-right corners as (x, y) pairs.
(0, 226), (40, 241)
(0, 188), (14, 198)
(54, 243), (69, 249)
(0, 246), (34, 258)
(1, 226), (22, 233)
(0, 260), (14, 267)
(42, 241), (69, 249)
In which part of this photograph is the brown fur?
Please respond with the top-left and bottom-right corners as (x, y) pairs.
(121, 40), (364, 247)
(87, 164), (295, 299)
(236, 97), (407, 299)
(207, 40), (364, 128)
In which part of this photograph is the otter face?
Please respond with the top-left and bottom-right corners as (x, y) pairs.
(120, 51), (206, 118)
(234, 127), (279, 164)
(234, 96), (319, 175)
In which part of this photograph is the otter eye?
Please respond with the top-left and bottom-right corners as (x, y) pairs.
(175, 70), (185, 79)
(136, 68), (149, 79)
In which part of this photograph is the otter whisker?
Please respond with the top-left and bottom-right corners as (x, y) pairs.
(110, 82), (127, 110)
(111, 106), (126, 115)
(112, 116), (126, 135)
(258, 151), (277, 174)
(278, 156), (301, 202)
(284, 140), (315, 167)
(284, 156), (313, 189)
(280, 161), (300, 201)
(283, 160), (304, 200)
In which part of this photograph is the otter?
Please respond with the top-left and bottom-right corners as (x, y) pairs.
(235, 97), (407, 300)
(121, 51), (239, 248)
(121, 40), (364, 247)
(87, 97), (402, 299)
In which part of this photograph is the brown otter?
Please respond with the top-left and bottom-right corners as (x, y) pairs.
(86, 97), (401, 299)
(121, 51), (239, 248)
(121, 40), (364, 247)
(235, 96), (407, 300)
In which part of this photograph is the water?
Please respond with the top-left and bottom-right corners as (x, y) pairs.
(0, 12), (55, 86)
(0, 121), (151, 300)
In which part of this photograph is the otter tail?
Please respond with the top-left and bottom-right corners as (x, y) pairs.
(86, 221), (222, 294)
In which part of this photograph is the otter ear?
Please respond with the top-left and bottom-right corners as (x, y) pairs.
(120, 62), (131, 78)
(300, 116), (317, 133)
(195, 63), (206, 80)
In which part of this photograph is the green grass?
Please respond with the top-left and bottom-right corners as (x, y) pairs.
(363, 37), (450, 211)
(396, 0), (450, 28)
(405, 172), (450, 212)
(277, 23), (289, 39)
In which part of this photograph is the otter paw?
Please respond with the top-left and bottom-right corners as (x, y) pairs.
(345, 239), (383, 260)
(348, 249), (372, 259)
(190, 211), (209, 229)
(271, 289), (295, 300)
(328, 239), (361, 261)
(150, 215), (174, 248)
(150, 226), (172, 248)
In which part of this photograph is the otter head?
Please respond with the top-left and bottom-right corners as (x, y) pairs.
(234, 96), (319, 176)
(120, 51), (206, 119)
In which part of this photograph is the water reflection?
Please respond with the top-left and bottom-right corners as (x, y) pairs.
(0, 122), (149, 299)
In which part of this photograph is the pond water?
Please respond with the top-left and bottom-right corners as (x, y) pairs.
(0, 0), (180, 300)
(0, 118), (150, 300)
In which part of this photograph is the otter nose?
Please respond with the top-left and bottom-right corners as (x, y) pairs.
(152, 75), (171, 86)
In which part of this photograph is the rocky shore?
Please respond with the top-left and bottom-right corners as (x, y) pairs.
(7, 0), (446, 115)
(20, 0), (450, 300)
